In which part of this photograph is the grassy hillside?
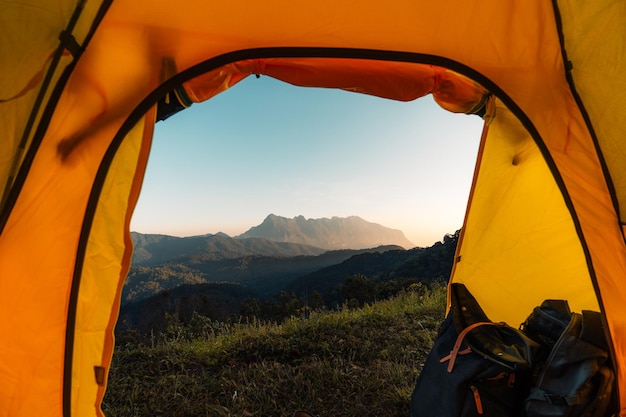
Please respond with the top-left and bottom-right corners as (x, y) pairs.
(103, 284), (447, 417)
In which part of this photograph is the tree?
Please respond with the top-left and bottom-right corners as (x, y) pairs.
(276, 291), (300, 318)
(308, 291), (325, 311)
(239, 297), (261, 319)
(341, 274), (377, 307)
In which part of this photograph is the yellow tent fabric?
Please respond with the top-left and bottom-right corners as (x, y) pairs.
(0, 1), (624, 416)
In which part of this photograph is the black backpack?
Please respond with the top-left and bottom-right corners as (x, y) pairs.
(520, 300), (615, 417)
(409, 283), (539, 417)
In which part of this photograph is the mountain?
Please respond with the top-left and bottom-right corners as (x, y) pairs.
(131, 232), (327, 266)
(131, 215), (414, 265)
(236, 214), (415, 250)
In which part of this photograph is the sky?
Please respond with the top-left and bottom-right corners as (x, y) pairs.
(130, 75), (484, 247)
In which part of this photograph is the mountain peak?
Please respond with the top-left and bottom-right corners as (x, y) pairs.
(237, 214), (414, 250)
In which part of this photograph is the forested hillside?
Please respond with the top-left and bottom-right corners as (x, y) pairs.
(118, 231), (459, 338)
(122, 246), (402, 304)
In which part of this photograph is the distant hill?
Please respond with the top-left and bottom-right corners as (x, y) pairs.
(236, 214), (415, 250)
(286, 248), (420, 301)
(181, 246), (403, 295)
(131, 232), (327, 266)
(118, 231), (459, 334)
(122, 245), (403, 304)
(287, 230), (458, 305)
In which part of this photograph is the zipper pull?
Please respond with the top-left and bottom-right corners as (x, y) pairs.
(470, 385), (483, 414)
(508, 372), (516, 388)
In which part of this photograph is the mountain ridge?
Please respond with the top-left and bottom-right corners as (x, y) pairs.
(132, 214), (416, 266)
(130, 232), (327, 266)
(236, 214), (415, 250)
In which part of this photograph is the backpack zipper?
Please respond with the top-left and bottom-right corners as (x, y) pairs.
(470, 372), (515, 414)
(470, 385), (483, 414)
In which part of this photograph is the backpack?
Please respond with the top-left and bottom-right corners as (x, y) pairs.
(409, 283), (539, 417)
(521, 300), (615, 417)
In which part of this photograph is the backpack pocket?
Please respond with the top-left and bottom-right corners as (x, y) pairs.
(522, 306), (615, 417)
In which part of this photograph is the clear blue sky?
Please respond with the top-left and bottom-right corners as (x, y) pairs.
(130, 75), (484, 247)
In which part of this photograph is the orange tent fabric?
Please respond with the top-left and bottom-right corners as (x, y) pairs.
(1, 1), (625, 416)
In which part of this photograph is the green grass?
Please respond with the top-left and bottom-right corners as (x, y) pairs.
(103, 284), (446, 417)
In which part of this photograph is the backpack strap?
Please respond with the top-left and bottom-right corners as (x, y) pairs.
(439, 321), (507, 372)
(580, 310), (608, 351)
(526, 388), (582, 406)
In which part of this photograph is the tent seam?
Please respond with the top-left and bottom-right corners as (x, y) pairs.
(0, 0), (115, 236)
(550, 0), (621, 409)
(56, 2), (117, 417)
(0, 1), (87, 214)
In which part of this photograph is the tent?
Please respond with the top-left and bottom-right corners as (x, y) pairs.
(1, 0), (625, 415)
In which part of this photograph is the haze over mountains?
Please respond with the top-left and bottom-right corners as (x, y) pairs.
(132, 214), (415, 266)
(131, 231), (327, 266)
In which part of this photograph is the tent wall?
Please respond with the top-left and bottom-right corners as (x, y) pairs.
(70, 111), (154, 416)
(451, 100), (598, 326)
(554, 2), (626, 403)
(0, 1), (625, 416)
(557, 0), (626, 224)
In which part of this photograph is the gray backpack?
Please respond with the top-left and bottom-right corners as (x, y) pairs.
(521, 300), (615, 417)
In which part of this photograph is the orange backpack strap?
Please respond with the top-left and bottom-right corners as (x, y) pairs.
(440, 321), (508, 372)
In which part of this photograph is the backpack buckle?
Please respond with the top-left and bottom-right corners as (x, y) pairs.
(544, 393), (579, 406)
